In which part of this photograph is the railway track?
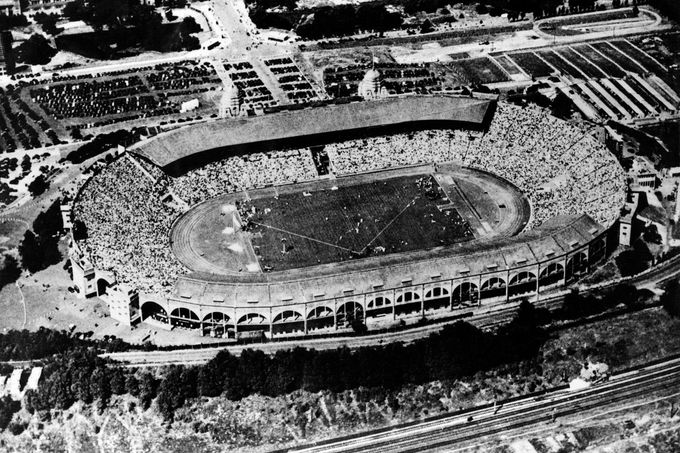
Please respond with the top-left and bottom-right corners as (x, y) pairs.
(281, 358), (680, 453)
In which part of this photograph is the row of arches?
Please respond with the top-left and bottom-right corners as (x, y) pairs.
(139, 250), (597, 335)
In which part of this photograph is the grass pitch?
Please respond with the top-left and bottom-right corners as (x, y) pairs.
(245, 174), (473, 271)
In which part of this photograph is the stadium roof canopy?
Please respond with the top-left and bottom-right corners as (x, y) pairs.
(134, 95), (494, 170)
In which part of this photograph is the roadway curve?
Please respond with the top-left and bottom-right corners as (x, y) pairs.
(102, 253), (680, 367)
(280, 357), (680, 453)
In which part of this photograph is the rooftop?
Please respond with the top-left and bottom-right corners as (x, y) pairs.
(133, 95), (494, 169)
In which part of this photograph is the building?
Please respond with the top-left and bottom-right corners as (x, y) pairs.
(22, 0), (71, 14)
(0, 0), (21, 15)
(0, 31), (15, 76)
(358, 68), (387, 100)
(629, 156), (658, 189)
(218, 84), (245, 118)
(619, 192), (640, 247)
(104, 284), (140, 326)
(180, 98), (200, 113)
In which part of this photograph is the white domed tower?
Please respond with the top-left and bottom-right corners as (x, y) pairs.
(358, 68), (387, 100)
(219, 83), (244, 118)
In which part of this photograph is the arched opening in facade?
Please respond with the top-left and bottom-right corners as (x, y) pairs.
(307, 306), (334, 331)
(424, 287), (450, 311)
(272, 310), (304, 335)
(589, 238), (606, 265)
(452, 282), (478, 306)
(141, 301), (168, 323)
(395, 291), (421, 317)
(237, 313), (268, 332)
(566, 252), (588, 282)
(366, 296), (392, 318)
(508, 271), (537, 298)
(97, 278), (110, 296)
(539, 263), (564, 288)
(202, 312), (232, 338)
(480, 277), (506, 300)
(170, 307), (200, 329)
(337, 301), (364, 326)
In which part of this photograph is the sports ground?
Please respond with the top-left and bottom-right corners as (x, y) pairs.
(170, 165), (530, 276)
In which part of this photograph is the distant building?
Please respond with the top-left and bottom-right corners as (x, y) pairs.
(219, 84), (245, 118)
(60, 197), (73, 230)
(23, 0), (72, 15)
(180, 98), (200, 113)
(619, 192), (640, 247)
(0, 0), (21, 15)
(0, 31), (15, 76)
(358, 68), (387, 100)
(629, 156), (658, 189)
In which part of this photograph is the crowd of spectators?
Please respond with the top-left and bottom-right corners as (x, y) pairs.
(73, 102), (626, 294)
(170, 149), (318, 205)
(74, 155), (185, 293)
(326, 103), (625, 228)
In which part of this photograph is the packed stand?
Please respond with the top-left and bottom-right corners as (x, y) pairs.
(170, 149), (318, 206)
(73, 155), (185, 294)
(326, 103), (626, 228)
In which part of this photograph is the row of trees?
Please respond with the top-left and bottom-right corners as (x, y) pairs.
(61, 0), (200, 55)
(155, 304), (545, 420)
(12, 277), (677, 428)
(18, 199), (62, 274)
(0, 328), (129, 362)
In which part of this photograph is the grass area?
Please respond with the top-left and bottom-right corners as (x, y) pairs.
(448, 57), (509, 84)
(494, 55), (522, 76)
(507, 52), (554, 78)
(610, 39), (666, 74)
(536, 50), (584, 78)
(572, 44), (626, 78)
(248, 174), (473, 271)
(589, 41), (647, 73)
(555, 47), (605, 78)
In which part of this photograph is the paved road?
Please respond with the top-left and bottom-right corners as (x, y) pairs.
(279, 357), (680, 453)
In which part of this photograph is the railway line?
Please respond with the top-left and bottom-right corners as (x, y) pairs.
(280, 357), (680, 453)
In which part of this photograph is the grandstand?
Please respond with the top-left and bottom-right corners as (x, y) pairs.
(69, 95), (626, 339)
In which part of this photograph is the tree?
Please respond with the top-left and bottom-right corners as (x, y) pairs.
(63, 0), (88, 21)
(0, 395), (20, 430)
(181, 16), (201, 33)
(420, 18), (434, 34)
(70, 128), (83, 141)
(20, 155), (31, 173)
(643, 224), (662, 244)
(0, 255), (21, 290)
(15, 34), (57, 66)
(28, 174), (49, 197)
(661, 279), (680, 317)
(18, 230), (41, 274)
(34, 13), (61, 36)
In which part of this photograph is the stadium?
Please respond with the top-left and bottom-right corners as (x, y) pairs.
(68, 95), (627, 339)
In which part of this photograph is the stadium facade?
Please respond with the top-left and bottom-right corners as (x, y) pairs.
(68, 95), (619, 339)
